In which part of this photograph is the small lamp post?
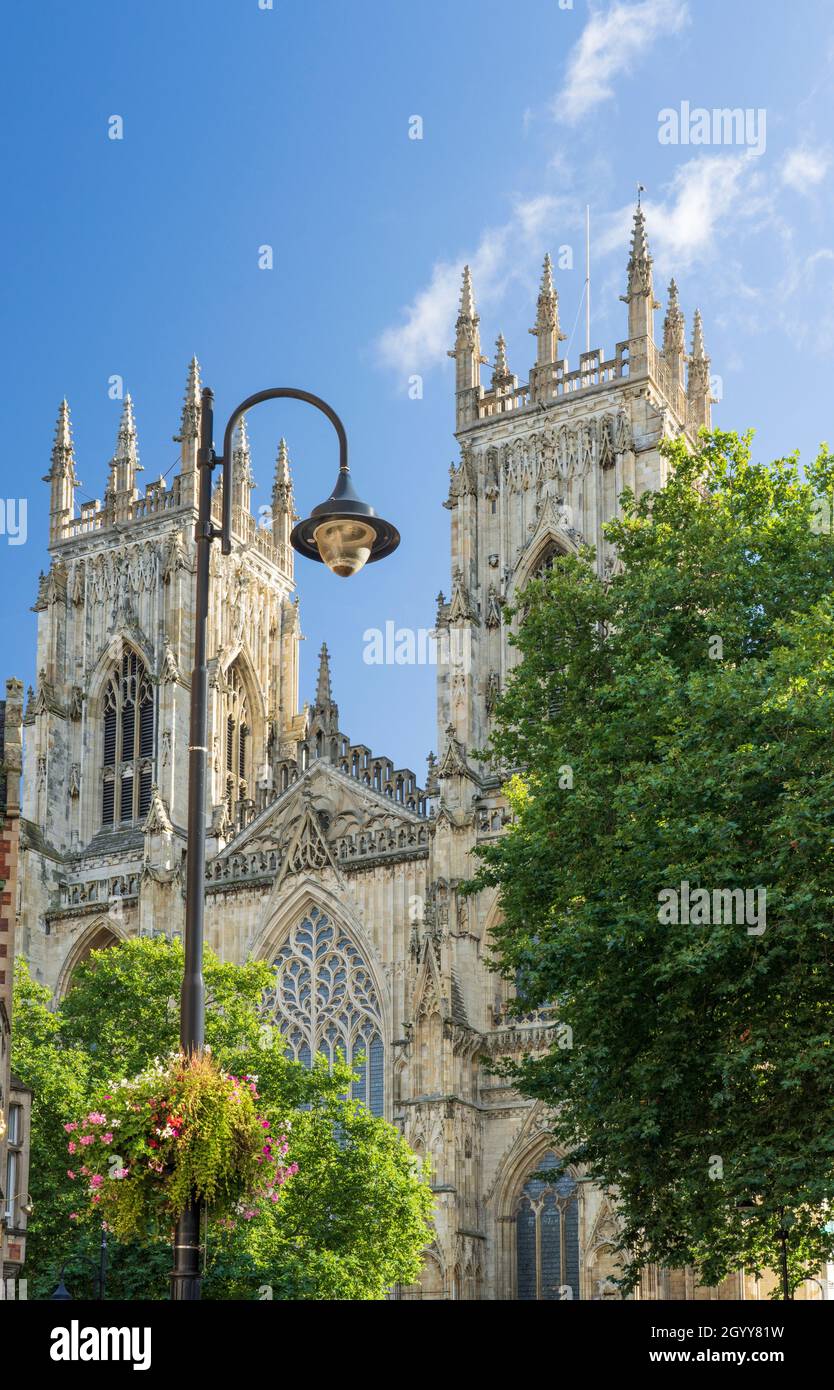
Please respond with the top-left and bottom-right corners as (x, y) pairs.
(170, 386), (399, 1300)
(50, 1227), (107, 1300)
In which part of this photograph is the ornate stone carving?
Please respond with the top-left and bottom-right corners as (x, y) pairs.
(143, 785), (173, 835)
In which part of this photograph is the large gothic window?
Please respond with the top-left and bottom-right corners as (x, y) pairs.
(101, 649), (154, 826)
(516, 1152), (580, 1300)
(223, 664), (250, 824)
(263, 907), (385, 1116)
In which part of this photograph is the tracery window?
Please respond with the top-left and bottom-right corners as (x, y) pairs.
(101, 649), (154, 826)
(223, 664), (250, 823)
(263, 906), (385, 1116)
(530, 542), (563, 581)
(516, 1151), (580, 1300)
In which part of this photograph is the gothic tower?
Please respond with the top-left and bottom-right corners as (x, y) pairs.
(18, 362), (303, 970)
(399, 202), (721, 1300)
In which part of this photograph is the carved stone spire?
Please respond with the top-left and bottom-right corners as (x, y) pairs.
(662, 279), (685, 356)
(662, 278), (687, 389)
(107, 394), (142, 520)
(620, 201), (659, 349)
(491, 333), (515, 393)
(174, 356), (201, 504)
(175, 356), (201, 444)
(447, 264), (485, 428)
(308, 641), (339, 743)
(43, 399), (80, 541)
(272, 436), (295, 554)
(459, 263), (476, 320)
(690, 307), (707, 363)
(231, 413), (255, 512)
(687, 309), (713, 431)
(272, 437), (292, 509)
(316, 642), (332, 708)
(529, 253), (565, 365)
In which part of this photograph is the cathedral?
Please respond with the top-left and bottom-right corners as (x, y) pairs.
(18, 203), (789, 1302)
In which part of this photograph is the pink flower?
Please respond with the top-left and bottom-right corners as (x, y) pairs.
(79, 1135), (95, 1147)
(113, 1167), (129, 1179)
(101, 1133), (113, 1144)
(68, 1141), (77, 1154)
(64, 1121), (78, 1133)
(69, 1212), (79, 1221)
(67, 1169), (76, 1180)
(92, 1193), (101, 1204)
(86, 1112), (107, 1125)
(90, 1174), (104, 1189)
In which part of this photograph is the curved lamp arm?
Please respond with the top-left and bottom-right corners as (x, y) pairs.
(213, 387), (349, 556)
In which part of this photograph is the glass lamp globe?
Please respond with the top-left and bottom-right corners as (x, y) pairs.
(291, 468), (399, 576)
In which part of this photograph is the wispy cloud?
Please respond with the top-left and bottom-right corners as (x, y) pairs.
(782, 146), (830, 193)
(375, 4), (834, 383)
(553, 0), (689, 124)
(597, 152), (764, 272)
(375, 196), (574, 378)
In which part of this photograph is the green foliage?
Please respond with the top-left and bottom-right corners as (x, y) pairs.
(13, 940), (433, 1299)
(58, 934), (274, 1083)
(469, 430), (834, 1295)
(205, 1090), (434, 1300)
(10, 963), (92, 1294)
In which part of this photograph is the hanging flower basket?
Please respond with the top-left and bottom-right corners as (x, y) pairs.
(65, 1051), (296, 1243)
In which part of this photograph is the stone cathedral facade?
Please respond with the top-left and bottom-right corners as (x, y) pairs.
(19, 205), (780, 1302)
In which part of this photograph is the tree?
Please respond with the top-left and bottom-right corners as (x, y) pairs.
(469, 429), (834, 1295)
(11, 966), (92, 1292)
(13, 939), (432, 1299)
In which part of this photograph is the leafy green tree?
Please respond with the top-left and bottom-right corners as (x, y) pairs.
(11, 966), (92, 1294)
(206, 1087), (432, 1300)
(469, 429), (834, 1295)
(13, 939), (432, 1299)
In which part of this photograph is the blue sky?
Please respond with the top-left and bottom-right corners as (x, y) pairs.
(2, 0), (833, 777)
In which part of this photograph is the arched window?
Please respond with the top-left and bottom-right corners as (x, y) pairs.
(531, 542), (564, 581)
(264, 906), (385, 1116)
(223, 664), (250, 823)
(101, 649), (154, 826)
(516, 1151), (580, 1300)
(61, 922), (122, 998)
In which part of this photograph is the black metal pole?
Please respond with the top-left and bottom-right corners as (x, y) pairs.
(99, 1225), (107, 1300)
(170, 387), (214, 1300)
(777, 1211), (791, 1301)
(167, 383), (372, 1300)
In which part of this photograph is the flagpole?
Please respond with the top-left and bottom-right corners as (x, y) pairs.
(585, 204), (590, 354)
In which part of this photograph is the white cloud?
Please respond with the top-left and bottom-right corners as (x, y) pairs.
(641, 154), (757, 266)
(554, 0), (689, 124)
(375, 196), (574, 378)
(782, 147), (829, 193)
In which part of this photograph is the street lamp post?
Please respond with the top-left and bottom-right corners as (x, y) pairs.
(169, 385), (399, 1300)
(51, 1227), (108, 1300)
